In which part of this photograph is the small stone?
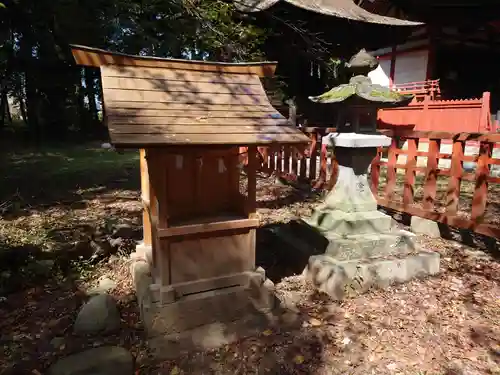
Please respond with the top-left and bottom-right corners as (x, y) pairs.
(74, 294), (121, 335)
(37, 259), (55, 269)
(341, 337), (351, 346)
(46, 346), (133, 375)
(112, 224), (139, 239)
(386, 362), (398, 370)
(90, 240), (112, 259)
(50, 337), (65, 349)
(309, 318), (322, 326)
(411, 216), (441, 238)
(109, 238), (124, 249)
(88, 277), (117, 295)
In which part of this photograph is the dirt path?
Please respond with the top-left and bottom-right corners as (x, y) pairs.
(0, 155), (499, 374)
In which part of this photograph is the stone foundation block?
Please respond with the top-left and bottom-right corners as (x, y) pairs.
(305, 209), (393, 235)
(411, 216), (442, 238)
(304, 251), (440, 300)
(324, 232), (417, 261)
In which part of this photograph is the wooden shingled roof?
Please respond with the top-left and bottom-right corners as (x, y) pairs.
(70, 45), (310, 147)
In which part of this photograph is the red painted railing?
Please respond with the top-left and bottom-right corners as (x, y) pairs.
(392, 79), (441, 100)
(255, 127), (500, 239)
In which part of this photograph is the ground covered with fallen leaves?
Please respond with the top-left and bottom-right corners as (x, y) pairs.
(1, 144), (499, 375)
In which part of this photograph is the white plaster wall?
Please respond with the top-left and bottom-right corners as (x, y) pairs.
(393, 50), (428, 84)
(368, 60), (391, 87)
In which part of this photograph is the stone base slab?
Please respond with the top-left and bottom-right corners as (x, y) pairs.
(324, 232), (417, 261)
(304, 209), (393, 235)
(130, 253), (280, 353)
(303, 251), (440, 300)
(147, 307), (300, 359)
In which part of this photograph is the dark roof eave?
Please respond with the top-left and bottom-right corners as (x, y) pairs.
(235, 0), (424, 26)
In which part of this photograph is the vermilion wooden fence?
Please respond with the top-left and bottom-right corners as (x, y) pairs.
(378, 92), (493, 133)
(257, 127), (500, 239)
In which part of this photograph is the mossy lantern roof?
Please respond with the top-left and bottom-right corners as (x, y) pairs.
(309, 49), (414, 108)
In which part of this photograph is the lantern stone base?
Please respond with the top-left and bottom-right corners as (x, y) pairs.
(296, 212), (441, 299)
(294, 132), (441, 299)
(129, 254), (288, 357)
(303, 251), (440, 300)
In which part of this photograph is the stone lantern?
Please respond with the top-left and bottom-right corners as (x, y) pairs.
(300, 49), (440, 299)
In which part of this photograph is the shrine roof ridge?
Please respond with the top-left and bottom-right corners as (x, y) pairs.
(70, 44), (277, 77)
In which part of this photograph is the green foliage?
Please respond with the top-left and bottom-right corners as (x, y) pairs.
(0, 0), (270, 140)
(324, 57), (349, 89)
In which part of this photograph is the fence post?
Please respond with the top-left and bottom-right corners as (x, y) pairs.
(403, 137), (419, 206)
(422, 138), (441, 211)
(471, 141), (492, 222)
(299, 135), (307, 179)
(384, 138), (398, 200)
(446, 140), (465, 216)
(309, 130), (318, 181)
(314, 132), (328, 189)
(370, 148), (382, 196)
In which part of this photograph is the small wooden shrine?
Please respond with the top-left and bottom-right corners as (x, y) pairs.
(70, 45), (309, 349)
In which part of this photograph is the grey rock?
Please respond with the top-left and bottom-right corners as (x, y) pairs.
(88, 276), (117, 295)
(112, 224), (138, 239)
(50, 336), (65, 348)
(109, 237), (124, 249)
(90, 239), (113, 259)
(108, 254), (120, 264)
(30, 259), (55, 276)
(410, 216), (441, 238)
(47, 346), (134, 375)
(37, 259), (55, 269)
(74, 294), (121, 335)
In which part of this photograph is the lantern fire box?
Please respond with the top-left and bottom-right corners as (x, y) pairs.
(71, 45), (309, 350)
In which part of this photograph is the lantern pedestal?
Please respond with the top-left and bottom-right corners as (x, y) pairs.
(300, 133), (440, 299)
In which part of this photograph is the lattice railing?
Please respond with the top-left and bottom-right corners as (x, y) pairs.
(255, 127), (500, 239)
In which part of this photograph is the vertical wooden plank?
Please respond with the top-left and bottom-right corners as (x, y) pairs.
(139, 149), (152, 246)
(276, 145), (283, 174)
(259, 146), (269, 174)
(403, 138), (419, 206)
(471, 141), (492, 222)
(247, 145), (257, 218)
(422, 139), (441, 211)
(283, 145), (291, 174)
(268, 145), (276, 172)
(309, 131), (318, 180)
(291, 147), (298, 177)
(299, 144), (307, 180)
(446, 140), (464, 216)
(384, 138), (398, 200)
(370, 147), (382, 196)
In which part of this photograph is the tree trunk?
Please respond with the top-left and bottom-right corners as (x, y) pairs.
(84, 67), (98, 122)
(25, 70), (41, 142)
(18, 94), (28, 126)
(76, 68), (86, 132)
(0, 93), (5, 128)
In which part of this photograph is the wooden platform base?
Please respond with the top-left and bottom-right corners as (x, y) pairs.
(146, 307), (300, 359)
(130, 253), (284, 355)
